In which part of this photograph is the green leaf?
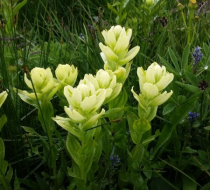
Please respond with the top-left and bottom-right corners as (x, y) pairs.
(35, 176), (50, 190)
(198, 150), (208, 161)
(152, 124), (173, 158)
(13, 0), (28, 14)
(67, 167), (78, 178)
(162, 103), (175, 115)
(201, 90), (209, 120)
(178, 95), (187, 104)
(181, 44), (191, 70)
(102, 107), (128, 118)
(53, 116), (82, 138)
(159, 56), (180, 77)
(131, 146), (144, 170)
(18, 179), (39, 190)
(140, 132), (160, 148)
(204, 126), (210, 131)
(184, 70), (199, 86)
(0, 115), (7, 132)
(83, 150), (95, 175)
(79, 138), (97, 155)
(126, 110), (139, 144)
(201, 182), (210, 190)
(107, 3), (119, 15)
(13, 88), (39, 108)
(160, 158), (202, 188)
(182, 146), (197, 154)
(120, 12), (127, 23)
(130, 118), (151, 144)
(168, 48), (180, 72)
(38, 99), (55, 133)
(0, 168), (11, 190)
(133, 118), (151, 133)
(202, 43), (210, 55)
(170, 95), (200, 126)
(110, 87), (128, 108)
(153, 94), (199, 157)
(22, 126), (38, 135)
(150, 176), (178, 190)
(5, 165), (13, 184)
(57, 153), (67, 188)
(175, 81), (200, 93)
(14, 171), (21, 190)
(0, 138), (5, 161)
(0, 160), (8, 176)
(82, 110), (105, 130)
(66, 133), (82, 166)
(122, 0), (130, 9)
(172, 128), (181, 157)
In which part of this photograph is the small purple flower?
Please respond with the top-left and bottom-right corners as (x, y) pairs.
(110, 155), (120, 166)
(193, 47), (203, 65)
(188, 111), (199, 123)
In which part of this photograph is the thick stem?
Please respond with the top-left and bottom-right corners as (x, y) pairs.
(38, 100), (57, 187)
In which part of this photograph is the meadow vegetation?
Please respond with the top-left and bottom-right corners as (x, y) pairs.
(0, 0), (210, 189)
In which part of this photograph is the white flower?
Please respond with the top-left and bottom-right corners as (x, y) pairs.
(131, 62), (174, 121)
(23, 67), (59, 100)
(63, 84), (106, 122)
(80, 70), (122, 104)
(137, 62), (174, 91)
(99, 25), (140, 70)
(55, 64), (78, 87)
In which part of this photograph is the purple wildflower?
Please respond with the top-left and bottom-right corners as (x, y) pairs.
(188, 111), (199, 123)
(193, 47), (203, 66)
(110, 155), (120, 166)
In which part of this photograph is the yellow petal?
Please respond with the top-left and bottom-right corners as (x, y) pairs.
(118, 46), (140, 66)
(99, 43), (118, 62)
(114, 36), (130, 54)
(142, 83), (159, 99)
(64, 106), (86, 123)
(155, 73), (174, 91)
(148, 90), (173, 107)
(24, 74), (33, 89)
(0, 91), (8, 108)
(80, 95), (97, 113)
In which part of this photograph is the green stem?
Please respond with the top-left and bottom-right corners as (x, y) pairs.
(81, 132), (86, 181)
(187, 8), (194, 44)
(38, 100), (57, 187)
(181, 11), (188, 30)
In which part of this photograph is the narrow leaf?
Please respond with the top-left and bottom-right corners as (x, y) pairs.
(181, 44), (190, 70)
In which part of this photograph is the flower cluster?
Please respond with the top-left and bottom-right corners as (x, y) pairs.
(80, 69), (122, 104)
(63, 83), (106, 124)
(99, 25), (140, 81)
(132, 62), (174, 121)
(53, 25), (139, 132)
(23, 67), (59, 100)
(14, 64), (78, 104)
(193, 46), (203, 65)
(56, 64), (78, 93)
(110, 155), (120, 166)
(188, 111), (199, 123)
(58, 69), (122, 128)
